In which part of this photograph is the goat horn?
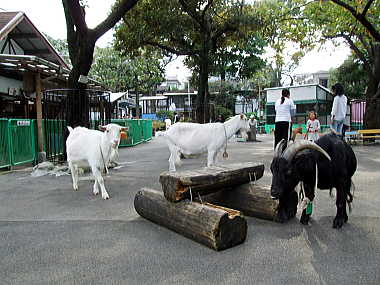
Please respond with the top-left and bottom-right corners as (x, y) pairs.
(282, 140), (331, 161)
(274, 139), (286, 158)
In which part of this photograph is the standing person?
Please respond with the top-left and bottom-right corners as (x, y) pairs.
(274, 89), (296, 149)
(331, 83), (347, 136)
(215, 114), (224, 123)
(248, 115), (257, 141)
(342, 102), (350, 139)
(304, 110), (320, 142)
(173, 112), (179, 124)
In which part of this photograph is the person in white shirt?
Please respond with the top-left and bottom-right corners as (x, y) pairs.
(304, 110), (320, 142)
(248, 115), (257, 141)
(331, 83), (347, 135)
(274, 89), (296, 149)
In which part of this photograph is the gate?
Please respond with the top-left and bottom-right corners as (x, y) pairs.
(43, 89), (111, 163)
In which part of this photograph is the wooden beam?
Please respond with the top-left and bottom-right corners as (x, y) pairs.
(24, 49), (50, 55)
(159, 162), (265, 202)
(35, 72), (44, 154)
(134, 188), (247, 251)
(9, 33), (39, 39)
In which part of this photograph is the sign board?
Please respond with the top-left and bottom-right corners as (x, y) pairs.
(17, 120), (30, 126)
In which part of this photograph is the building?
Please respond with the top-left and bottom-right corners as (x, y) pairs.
(158, 76), (182, 91)
(294, 70), (330, 88)
(0, 11), (102, 118)
(264, 84), (333, 133)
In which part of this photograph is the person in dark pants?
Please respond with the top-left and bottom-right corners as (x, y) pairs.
(274, 89), (296, 150)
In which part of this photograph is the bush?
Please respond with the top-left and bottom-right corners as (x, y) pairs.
(215, 106), (233, 120)
(156, 110), (174, 121)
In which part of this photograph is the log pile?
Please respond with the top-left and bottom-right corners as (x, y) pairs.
(134, 162), (293, 251)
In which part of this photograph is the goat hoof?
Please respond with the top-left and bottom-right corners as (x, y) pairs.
(300, 213), (310, 225)
(333, 217), (344, 228)
(93, 190), (99, 195)
(102, 194), (110, 200)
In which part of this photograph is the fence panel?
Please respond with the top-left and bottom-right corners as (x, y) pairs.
(0, 119), (11, 169)
(8, 119), (35, 166)
(143, 120), (153, 141)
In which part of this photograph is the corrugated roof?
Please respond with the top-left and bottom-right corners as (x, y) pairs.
(0, 11), (68, 68)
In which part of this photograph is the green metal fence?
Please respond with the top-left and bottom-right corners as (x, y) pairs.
(111, 119), (153, 147)
(0, 119), (11, 169)
(0, 118), (152, 169)
(8, 119), (36, 166)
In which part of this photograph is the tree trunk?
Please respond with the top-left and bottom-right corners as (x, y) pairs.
(134, 188), (247, 251)
(196, 54), (210, 123)
(159, 162), (264, 202)
(66, 38), (96, 128)
(364, 49), (380, 129)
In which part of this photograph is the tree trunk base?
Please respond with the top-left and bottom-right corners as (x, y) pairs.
(134, 188), (247, 251)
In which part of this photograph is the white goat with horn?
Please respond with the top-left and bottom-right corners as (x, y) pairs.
(164, 114), (249, 171)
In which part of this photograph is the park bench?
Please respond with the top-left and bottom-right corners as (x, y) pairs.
(357, 129), (380, 144)
(345, 131), (359, 144)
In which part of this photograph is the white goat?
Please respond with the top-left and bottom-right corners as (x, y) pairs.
(164, 114), (249, 171)
(66, 123), (127, 200)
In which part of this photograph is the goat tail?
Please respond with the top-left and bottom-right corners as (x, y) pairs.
(67, 126), (74, 133)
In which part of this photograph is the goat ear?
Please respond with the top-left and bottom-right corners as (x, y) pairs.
(98, 125), (106, 131)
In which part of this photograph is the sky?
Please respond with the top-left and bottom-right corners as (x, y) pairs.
(1, 1), (351, 84)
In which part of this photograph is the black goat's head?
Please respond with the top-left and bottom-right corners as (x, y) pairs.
(270, 139), (331, 200)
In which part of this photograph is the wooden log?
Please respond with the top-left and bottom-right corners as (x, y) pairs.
(202, 184), (298, 223)
(159, 162), (264, 202)
(134, 188), (247, 251)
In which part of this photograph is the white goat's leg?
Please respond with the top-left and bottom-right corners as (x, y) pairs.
(91, 165), (109, 200)
(69, 161), (78, 191)
(168, 152), (176, 172)
(93, 179), (99, 195)
(212, 151), (218, 165)
(207, 151), (216, 167)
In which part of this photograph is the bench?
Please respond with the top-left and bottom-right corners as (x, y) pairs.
(345, 131), (359, 144)
(357, 129), (380, 144)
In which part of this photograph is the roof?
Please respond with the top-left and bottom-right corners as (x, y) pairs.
(163, 91), (197, 96)
(264, 84), (331, 94)
(0, 54), (103, 89)
(0, 11), (68, 68)
(110, 92), (127, 102)
(140, 95), (168, 100)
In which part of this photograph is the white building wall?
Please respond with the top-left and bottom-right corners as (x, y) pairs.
(266, 85), (317, 103)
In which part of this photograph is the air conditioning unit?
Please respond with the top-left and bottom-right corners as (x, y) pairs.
(8, 87), (20, 96)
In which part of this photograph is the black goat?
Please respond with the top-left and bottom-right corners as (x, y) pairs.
(270, 133), (357, 228)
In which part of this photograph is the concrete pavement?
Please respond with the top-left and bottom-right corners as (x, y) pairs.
(0, 134), (379, 284)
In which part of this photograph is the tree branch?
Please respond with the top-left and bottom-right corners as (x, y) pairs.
(143, 41), (199, 56)
(202, 0), (214, 19)
(62, 0), (87, 35)
(62, 0), (78, 64)
(334, 33), (371, 74)
(330, 0), (380, 41)
(93, 0), (139, 41)
(362, 0), (374, 16)
(178, 0), (202, 27)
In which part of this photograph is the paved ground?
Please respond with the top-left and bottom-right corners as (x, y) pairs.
(0, 134), (379, 285)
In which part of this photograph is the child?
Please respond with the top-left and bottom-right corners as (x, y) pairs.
(305, 111), (320, 142)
